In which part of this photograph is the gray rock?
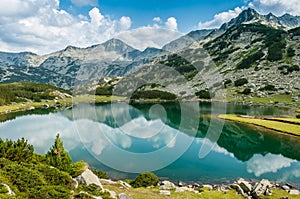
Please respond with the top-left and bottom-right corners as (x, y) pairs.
(119, 180), (132, 188)
(282, 185), (290, 191)
(230, 183), (246, 196)
(160, 180), (175, 190)
(237, 178), (252, 193)
(289, 189), (300, 195)
(251, 179), (272, 198)
(75, 169), (103, 189)
(118, 193), (133, 199)
(203, 184), (213, 190)
(159, 190), (171, 196)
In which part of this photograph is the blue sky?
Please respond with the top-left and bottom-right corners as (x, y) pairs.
(0, 0), (299, 54)
(60, 0), (246, 32)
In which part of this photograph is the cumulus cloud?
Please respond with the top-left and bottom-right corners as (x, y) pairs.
(116, 26), (182, 50)
(249, 0), (300, 15)
(165, 17), (178, 31)
(247, 153), (296, 177)
(0, 1), (133, 54)
(0, 1), (181, 54)
(198, 7), (245, 29)
(153, 17), (161, 23)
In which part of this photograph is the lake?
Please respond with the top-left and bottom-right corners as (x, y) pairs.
(0, 102), (299, 186)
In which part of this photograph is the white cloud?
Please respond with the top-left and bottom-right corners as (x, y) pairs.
(71, 0), (98, 7)
(116, 26), (182, 50)
(249, 0), (300, 15)
(247, 153), (296, 177)
(153, 17), (161, 23)
(0, 1), (132, 54)
(198, 7), (245, 29)
(0, 1), (181, 54)
(165, 17), (178, 31)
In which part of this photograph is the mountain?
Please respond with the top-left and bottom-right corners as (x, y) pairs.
(0, 39), (168, 88)
(111, 10), (300, 102)
(162, 29), (213, 52)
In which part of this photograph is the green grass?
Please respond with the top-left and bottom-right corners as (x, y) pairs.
(218, 114), (300, 136)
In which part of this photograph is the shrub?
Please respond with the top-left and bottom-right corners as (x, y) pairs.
(241, 88), (251, 95)
(91, 169), (109, 179)
(287, 47), (296, 57)
(259, 85), (277, 91)
(195, 90), (213, 99)
(237, 50), (265, 69)
(131, 90), (177, 100)
(296, 114), (300, 119)
(28, 186), (71, 199)
(130, 172), (159, 188)
(70, 161), (88, 177)
(288, 65), (299, 73)
(234, 78), (248, 87)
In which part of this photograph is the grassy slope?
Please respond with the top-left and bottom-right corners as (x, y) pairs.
(219, 114), (300, 136)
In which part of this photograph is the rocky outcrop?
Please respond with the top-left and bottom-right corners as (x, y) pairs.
(75, 169), (103, 189)
(160, 180), (176, 190)
(117, 193), (133, 199)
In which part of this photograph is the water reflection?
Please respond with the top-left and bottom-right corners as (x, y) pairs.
(0, 102), (299, 184)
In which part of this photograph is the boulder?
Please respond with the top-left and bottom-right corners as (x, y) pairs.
(160, 180), (175, 190)
(289, 189), (300, 195)
(118, 193), (133, 199)
(119, 180), (131, 188)
(237, 178), (252, 193)
(251, 179), (272, 198)
(75, 169), (103, 189)
(230, 183), (246, 197)
(202, 184), (213, 190)
(159, 190), (171, 196)
(282, 185), (290, 191)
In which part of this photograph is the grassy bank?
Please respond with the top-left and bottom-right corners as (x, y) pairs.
(218, 114), (300, 136)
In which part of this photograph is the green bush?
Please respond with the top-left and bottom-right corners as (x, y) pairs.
(28, 186), (71, 199)
(288, 65), (299, 73)
(259, 85), (277, 91)
(237, 50), (265, 69)
(241, 88), (251, 95)
(91, 169), (109, 179)
(131, 90), (177, 100)
(296, 114), (300, 119)
(195, 90), (213, 99)
(130, 172), (159, 188)
(70, 161), (88, 177)
(234, 78), (248, 87)
(287, 47), (296, 57)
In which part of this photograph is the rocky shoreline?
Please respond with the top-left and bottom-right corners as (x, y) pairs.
(76, 169), (300, 199)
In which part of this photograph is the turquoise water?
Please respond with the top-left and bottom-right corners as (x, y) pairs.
(0, 102), (299, 186)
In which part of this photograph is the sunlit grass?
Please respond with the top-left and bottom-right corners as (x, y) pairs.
(219, 114), (300, 136)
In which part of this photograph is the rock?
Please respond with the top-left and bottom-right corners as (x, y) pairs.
(75, 169), (103, 189)
(230, 183), (246, 196)
(193, 183), (200, 188)
(159, 190), (171, 196)
(119, 180), (131, 188)
(118, 193), (133, 199)
(251, 179), (272, 198)
(175, 187), (195, 193)
(72, 178), (79, 189)
(104, 189), (117, 198)
(237, 178), (252, 193)
(100, 179), (118, 185)
(282, 185), (290, 191)
(160, 180), (175, 190)
(178, 181), (184, 187)
(289, 189), (300, 195)
(202, 184), (213, 190)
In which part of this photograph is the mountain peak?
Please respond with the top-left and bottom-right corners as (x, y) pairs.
(102, 38), (135, 52)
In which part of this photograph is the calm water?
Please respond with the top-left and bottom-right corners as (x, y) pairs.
(0, 102), (299, 186)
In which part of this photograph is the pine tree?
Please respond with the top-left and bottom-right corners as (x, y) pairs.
(46, 134), (72, 172)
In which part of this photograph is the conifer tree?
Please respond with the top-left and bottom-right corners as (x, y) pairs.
(46, 134), (72, 172)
